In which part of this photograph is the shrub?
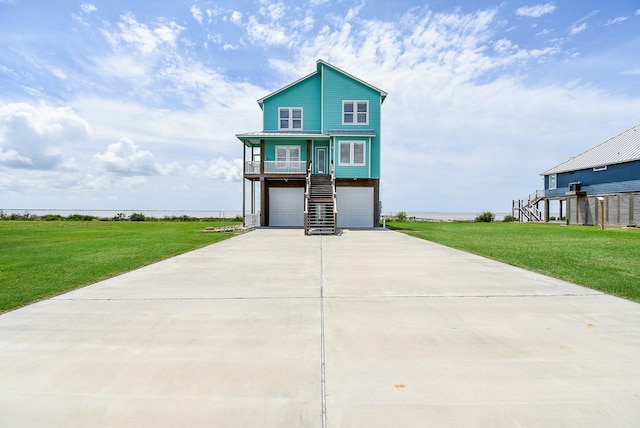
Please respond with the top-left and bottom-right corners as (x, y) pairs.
(41, 214), (64, 221)
(395, 211), (407, 221)
(474, 211), (495, 223)
(67, 214), (98, 221)
(502, 215), (517, 223)
(129, 212), (146, 222)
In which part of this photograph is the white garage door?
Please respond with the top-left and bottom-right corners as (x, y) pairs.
(269, 187), (304, 227)
(337, 187), (374, 228)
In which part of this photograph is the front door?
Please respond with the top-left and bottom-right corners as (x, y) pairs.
(316, 148), (327, 174)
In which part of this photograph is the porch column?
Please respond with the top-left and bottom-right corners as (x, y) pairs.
(306, 140), (312, 171)
(544, 199), (550, 222)
(250, 147), (255, 214)
(260, 140), (265, 174)
(260, 178), (266, 227)
(242, 142), (246, 227)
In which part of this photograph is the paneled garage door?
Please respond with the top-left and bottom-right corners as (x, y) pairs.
(269, 187), (304, 227)
(336, 186), (374, 228)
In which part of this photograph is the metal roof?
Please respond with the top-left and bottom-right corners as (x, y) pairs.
(328, 129), (376, 136)
(541, 124), (640, 175)
(236, 129), (377, 146)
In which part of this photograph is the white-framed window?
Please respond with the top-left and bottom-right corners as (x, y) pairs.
(593, 166), (607, 172)
(276, 145), (300, 168)
(279, 108), (303, 130)
(548, 173), (557, 190)
(339, 141), (366, 166)
(342, 101), (368, 125)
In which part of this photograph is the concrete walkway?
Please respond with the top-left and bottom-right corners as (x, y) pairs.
(1, 228), (640, 427)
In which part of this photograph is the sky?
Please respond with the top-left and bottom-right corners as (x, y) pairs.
(1, 0), (639, 214)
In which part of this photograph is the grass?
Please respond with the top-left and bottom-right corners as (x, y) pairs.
(0, 221), (242, 313)
(387, 221), (640, 302)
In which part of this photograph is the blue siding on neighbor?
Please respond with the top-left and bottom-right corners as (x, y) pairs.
(544, 160), (640, 197)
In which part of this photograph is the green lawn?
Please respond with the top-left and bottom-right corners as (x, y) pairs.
(0, 221), (241, 313)
(387, 221), (640, 302)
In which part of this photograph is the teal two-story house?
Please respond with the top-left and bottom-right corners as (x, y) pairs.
(237, 59), (387, 234)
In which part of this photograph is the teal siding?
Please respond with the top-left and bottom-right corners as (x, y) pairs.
(333, 137), (370, 179)
(264, 141), (308, 161)
(320, 64), (381, 178)
(262, 74), (321, 131)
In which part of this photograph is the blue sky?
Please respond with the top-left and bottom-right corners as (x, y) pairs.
(1, 0), (639, 213)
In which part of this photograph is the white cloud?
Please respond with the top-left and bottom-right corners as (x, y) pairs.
(516, 3), (556, 18)
(259, 0), (285, 21)
(0, 102), (91, 170)
(246, 16), (290, 46)
(80, 3), (97, 13)
(604, 16), (627, 26)
(230, 11), (242, 24)
(190, 5), (203, 25)
(95, 138), (178, 176)
(187, 158), (243, 182)
(102, 14), (184, 54)
(570, 23), (587, 35)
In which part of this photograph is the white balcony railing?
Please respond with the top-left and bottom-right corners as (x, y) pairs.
(244, 161), (307, 174)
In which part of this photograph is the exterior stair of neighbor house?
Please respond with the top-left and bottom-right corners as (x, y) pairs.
(306, 173), (337, 235)
(514, 190), (544, 222)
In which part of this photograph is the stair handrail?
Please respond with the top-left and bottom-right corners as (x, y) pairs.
(528, 189), (544, 203)
(330, 160), (337, 234)
(304, 162), (312, 235)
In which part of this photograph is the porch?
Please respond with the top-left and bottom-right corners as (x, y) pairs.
(244, 160), (308, 176)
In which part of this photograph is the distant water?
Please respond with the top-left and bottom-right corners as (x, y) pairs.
(1, 209), (243, 219)
(382, 212), (511, 221)
(2, 209), (511, 221)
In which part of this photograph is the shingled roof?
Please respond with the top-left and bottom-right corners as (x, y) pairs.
(542, 124), (640, 175)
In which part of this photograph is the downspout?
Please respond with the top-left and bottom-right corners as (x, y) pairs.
(368, 136), (372, 178)
(320, 64), (324, 133)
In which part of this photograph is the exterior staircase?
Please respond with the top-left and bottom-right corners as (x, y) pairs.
(514, 190), (544, 222)
(305, 172), (337, 235)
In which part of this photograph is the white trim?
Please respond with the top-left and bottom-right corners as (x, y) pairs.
(317, 60), (388, 100)
(342, 100), (369, 125)
(275, 145), (301, 169)
(278, 107), (303, 131)
(338, 140), (366, 166)
(316, 147), (327, 174)
(593, 165), (607, 172)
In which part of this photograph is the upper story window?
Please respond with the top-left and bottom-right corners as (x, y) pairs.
(339, 141), (366, 166)
(548, 174), (557, 190)
(343, 101), (368, 125)
(279, 108), (303, 130)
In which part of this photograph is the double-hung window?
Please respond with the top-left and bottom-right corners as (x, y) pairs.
(339, 141), (366, 166)
(279, 108), (303, 130)
(548, 174), (557, 190)
(343, 101), (368, 125)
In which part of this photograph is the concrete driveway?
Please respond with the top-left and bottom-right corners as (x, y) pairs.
(1, 228), (640, 427)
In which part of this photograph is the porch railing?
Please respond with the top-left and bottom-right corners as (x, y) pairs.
(244, 161), (307, 174)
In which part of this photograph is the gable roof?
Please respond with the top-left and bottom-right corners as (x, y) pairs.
(257, 59), (387, 107)
(542, 124), (640, 175)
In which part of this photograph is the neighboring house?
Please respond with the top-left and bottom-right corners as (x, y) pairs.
(236, 59), (387, 234)
(540, 124), (640, 226)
